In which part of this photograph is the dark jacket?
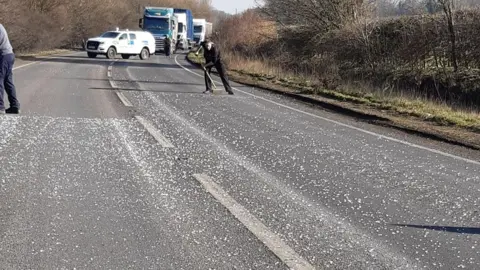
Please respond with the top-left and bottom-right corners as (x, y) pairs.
(203, 44), (222, 68)
(164, 37), (171, 48)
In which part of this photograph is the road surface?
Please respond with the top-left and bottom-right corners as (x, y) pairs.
(0, 51), (479, 269)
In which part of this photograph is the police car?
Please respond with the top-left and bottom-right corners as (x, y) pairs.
(85, 29), (156, 60)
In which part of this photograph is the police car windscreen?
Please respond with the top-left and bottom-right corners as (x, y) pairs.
(101, 32), (120, 38)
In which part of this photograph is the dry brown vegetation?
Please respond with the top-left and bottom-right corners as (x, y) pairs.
(0, 0), (213, 52)
(207, 0), (480, 130)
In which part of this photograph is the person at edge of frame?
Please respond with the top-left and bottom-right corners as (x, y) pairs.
(195, 39), (233, 95)
(0, 23), (20, 114)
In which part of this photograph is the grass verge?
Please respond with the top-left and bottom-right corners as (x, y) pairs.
(188, 52), (480, 149)
(16, 49), (72, 57)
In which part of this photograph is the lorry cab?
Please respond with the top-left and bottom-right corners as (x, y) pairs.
(193, 19), (213, 46)
(86, 29), (155, 60)
(139, 7), (178, 54)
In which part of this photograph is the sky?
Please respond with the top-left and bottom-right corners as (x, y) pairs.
(211, 0), (258, 14)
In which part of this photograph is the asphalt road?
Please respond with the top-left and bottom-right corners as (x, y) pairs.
(0, 51), (479, 269)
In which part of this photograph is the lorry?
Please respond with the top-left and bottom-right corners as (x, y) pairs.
(193, 19), (213, 45)
(138, 7), (178, 54)
(173, 8), (193, 51)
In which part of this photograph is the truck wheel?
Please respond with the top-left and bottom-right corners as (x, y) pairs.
(106, 47), (116, 59)
(139, 47), (149, 60)
(121, 54), (131, 59)
(87, 52), (97, 58)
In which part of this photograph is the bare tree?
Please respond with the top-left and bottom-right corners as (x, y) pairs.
(260, 0), (363, 33)
(437, 0), (458, 71)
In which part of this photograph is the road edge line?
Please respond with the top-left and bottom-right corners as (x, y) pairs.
(13, 51), (81, 70)
(192, 173), (316, 270)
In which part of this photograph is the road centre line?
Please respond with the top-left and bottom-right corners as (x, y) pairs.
(134, 115), (174, 148)
(115, 91), (133, 107)
(192, 173), (316, 270)
(174, 55), (480, 166)
(108, 61), (133, 107)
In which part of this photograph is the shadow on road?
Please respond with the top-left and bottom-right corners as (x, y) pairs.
(17, 54), (184, 69)
(62, 77), (203, 86)
(391, 223), (480, 234)
(90, 87), (206, 95)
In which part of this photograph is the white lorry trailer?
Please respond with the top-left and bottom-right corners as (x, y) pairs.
(173, 8), (193, 51)
(193, 19), (212, 45)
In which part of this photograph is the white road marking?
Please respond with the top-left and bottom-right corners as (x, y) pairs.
(115, 91), (133, 107)
(174, 55), (480, 166)
(134, 115), (174, 148)
(13, 51), (81, 70)
(109, 80), (117, 89)
(108, 61), (133, 107)
(192, 173), (315, 270)
(13, 61), (38, 70)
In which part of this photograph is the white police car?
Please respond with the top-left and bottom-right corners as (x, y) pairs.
(86, 29), (155, 60)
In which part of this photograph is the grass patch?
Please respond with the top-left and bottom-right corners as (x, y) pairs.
(16, 49), (71, 57)
(187, 52), (205, 65)
(187, 52), (480, 132)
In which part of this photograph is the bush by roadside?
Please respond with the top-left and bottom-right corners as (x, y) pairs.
(213, 8), (480, 109)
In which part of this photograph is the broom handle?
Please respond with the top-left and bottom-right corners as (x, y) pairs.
(204, 67), (217, 89)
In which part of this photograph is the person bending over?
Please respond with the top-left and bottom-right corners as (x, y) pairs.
(196, 39), (233, 95)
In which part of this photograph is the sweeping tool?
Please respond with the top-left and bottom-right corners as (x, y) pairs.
(202, 66), (217, 90)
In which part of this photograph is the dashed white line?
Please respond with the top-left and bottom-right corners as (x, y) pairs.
(115, 91), (133, 107)
(107, 65), (113, 77)
(192, 173), (315, 270)
(174, 55), (480, 166)
(134, 115), (174, 148)
(109, 79), (117, 89)
(108, 61), (133, 107)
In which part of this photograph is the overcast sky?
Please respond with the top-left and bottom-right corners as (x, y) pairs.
(211, 0), (258, 14)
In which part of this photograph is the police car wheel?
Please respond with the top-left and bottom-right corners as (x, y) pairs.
(140, 48), (149, 60)
(106, 47), (116, 59)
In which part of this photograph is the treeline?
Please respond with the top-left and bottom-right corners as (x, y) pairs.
(214, 0), (480, 108)
(0, 0), (213, 52)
